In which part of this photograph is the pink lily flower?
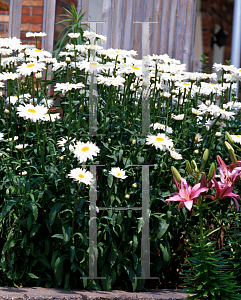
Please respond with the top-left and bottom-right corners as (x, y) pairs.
(166, 178), (208, 211)
(218, 165), (241, 188)
(205, 177), (240, 212)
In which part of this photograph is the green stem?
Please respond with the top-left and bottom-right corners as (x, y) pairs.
(71, 182), (82, 242)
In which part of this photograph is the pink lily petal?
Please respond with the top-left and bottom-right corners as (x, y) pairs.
(184, 200), (193, 211)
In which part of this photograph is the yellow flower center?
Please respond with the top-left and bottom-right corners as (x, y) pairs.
(78, 174), (84, 178)
(156, 137), (164, 142)
(64, 84), (71, 86)
(132, 66), (140, 70)
(235, 135), (240, 138)
(35, 50), (42, 52)
(27, 64), (35, 68)
(27, 108), (36, 113)
(117, 172), (121, 176)
(194, 137), (198, 143)
(183, 82), (190, 86)
(115, 51), (120, 53)
(81, 146), (89, 152)
(108, 78), (115, 80)
(90, 62), (97, 65)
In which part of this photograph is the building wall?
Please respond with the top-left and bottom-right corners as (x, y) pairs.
(201, 0), (234, 71)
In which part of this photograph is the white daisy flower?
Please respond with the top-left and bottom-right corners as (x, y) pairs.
(0, 72), (20, 81)
(169, 150), (182, 160)
(40, 113), (60, 122)
(150, 122), (173, 134)
(194, 133), (203, 143)
(68, 33), (80, 39)
(192, 108), (203, 115)
(16, 104), (48, 122)
(68, 168), (93, 185)
(54, 82), (85, 94)
(0, 133), (4, 141)
(215, 132), (222, 137)
(15, 143), (28, 149)
(17, 62), (46, 76)
(57, 137), (76, 152)
(26, 32), (47, 37)
(109, 167), (128, 179)
(97, 75), (125, 87)
(230, 135), (241, 144)
(20, 171), (28, 176)
(171, 113), (184, 120)
(146, 133), (174, 151)
(71, 141), (100, 163)
(8, 136), (18, 142)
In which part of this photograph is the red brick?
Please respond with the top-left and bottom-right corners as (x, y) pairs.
(0, 15), (9, 22)
(22, 7), (30, 15)
(0, 10), (8, 14)
(22, 0), (44, 6)
(0, 32), (8, 38)
(21, 24), (30, 31)
(21, 15), (43, 23)
(32, 8), (43, 15)
(30, 24), (42, 32)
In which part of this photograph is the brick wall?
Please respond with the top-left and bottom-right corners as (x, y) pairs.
(20, 0), (44, 49)
(54, 0), (77, 46)
(0, 7), (9, 38)
(201, 0), (234, 71)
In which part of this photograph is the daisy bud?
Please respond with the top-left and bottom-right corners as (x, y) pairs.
(4, 109), (9, 114)
(202, 149), (209, 163)
(224, 141), (234, 151)
(186, 160), (193, 175)
(125, 194), (130, 199)
(0, 153), (3, 157)
(225, 132), (235, 146)
(229, 148), (238, 167)
(66, 57), (71, 62)
(191, 160), (198, 172)
(35, 72), (42, 79)
(193, 149), (199, 155)
(215, 132), (221, 137)
(27, 161), (30, 165)
(132, 139), (136, 145)
(108, 138), (111, 142)
(208, 163), (215, 180)
(82, 117), (86, 120)
(132, 183), (137, 188)
(79, 105), (83, 109)
(103, 169), (107, 173)
(6, 148), (10, 152)
(171, 166), (181, 184)
(59, 156), (64, 161)
(115, 115), (119, 120)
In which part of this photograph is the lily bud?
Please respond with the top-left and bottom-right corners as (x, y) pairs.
(191, 160), (198, 172)
(225, 132), (235, 146)
(208, 163), (215, 180)
(229, 148), (238, 167)
(186, 160), (193, 175)
(224, 141), (234, 151)
(202, 149), (209, 163)
(200, 172), (207, 188)
(171, 166), (181, 184)
(217, 155), (226, 167)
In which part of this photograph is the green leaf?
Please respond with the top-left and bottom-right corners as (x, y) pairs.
(62, 225), (71, 244)
(108, 244), (118, 267)
(133, 235), (138, 252)
(37, 254), (51, 270)
(54, 256), (65, 285)
(30, 224), (41, 237)
(101, 264), (112, 290)
(122, 265), (137, 292)
(28, 203), (38, 222)
(2, 199), (17, 217)
(157, 218), (169, 239)
(70, 246), (75, 263)
(51, 234), (64, 240)
(27, 273), (39, 279)
(49, 203), (64, 225)
(107, 174), (113, 188)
